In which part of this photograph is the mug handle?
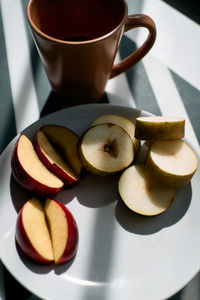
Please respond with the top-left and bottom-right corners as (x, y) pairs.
(110, 14), (156, 78)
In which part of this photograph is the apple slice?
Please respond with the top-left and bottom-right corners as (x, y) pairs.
(35, 130), (78, 187)
(16, 197), (54, 264)
(11, 135), (64, 197)
(90, 113), (140, 155)
(40, 125), (82, 177)
(78, 123), (134, 176)
(146, 140), (198, 187)
(135, 116), (185, 140)
(16, 198), (79, 265)
(44, 198), (79, 265)
(118, 164), (175, 216)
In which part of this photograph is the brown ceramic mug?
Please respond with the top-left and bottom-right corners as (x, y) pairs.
(27, 0), (156, 106)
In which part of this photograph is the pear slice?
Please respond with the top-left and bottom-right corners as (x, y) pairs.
(118, 164), (175, 216)
(90, 113), (140, 155)
(135, 116), (185, 140)
(78, 123), (134, 176)
(146, 140), (198, 187)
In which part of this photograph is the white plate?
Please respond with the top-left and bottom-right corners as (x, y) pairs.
(0, 103), (200, 300)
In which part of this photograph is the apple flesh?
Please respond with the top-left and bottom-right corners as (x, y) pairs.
(11, 135), (64, 197)
(35, 130), (78, 187)
(118, 164), (175, 216)
(16, 198), (79, 265)
(16, 197), (54, 264)
(44, 198), (79, 265)
(40, 125), (82, 177)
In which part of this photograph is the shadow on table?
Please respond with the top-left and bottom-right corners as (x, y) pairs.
(161, 0), (200, 25)
(40, 90), (109, 118)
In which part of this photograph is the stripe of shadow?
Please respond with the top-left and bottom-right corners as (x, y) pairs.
(40, 91), (109, 117)
(119, 35), (161, 115)
(3, 265), (31, 300)
(98, 93), (109, 103)
(167, 291), (182, 300)
(0, 4), (29, 298)
(21, 0), (51, 113)
(0, 6), (17, 154)
(161, 0), (200, 25)
(170, 69), (200, 145)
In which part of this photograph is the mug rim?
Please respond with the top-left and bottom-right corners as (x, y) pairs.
(26, 0), (128, 45)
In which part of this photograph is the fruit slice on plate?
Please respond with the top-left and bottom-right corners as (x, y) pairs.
(135, 116), (185, 140)
(40, 125), (82, 177)
(16, 197), (54, 264)
(90, 113), (140, 155)
(16, 198), (79, 265)
(78, 123), (134, 176)
(35, 130), (78, 187)
(118, 164), (176, 216)
(146, 140), (198, 187)
(44, 198), (79, 265)
(11, 135), (63, 197)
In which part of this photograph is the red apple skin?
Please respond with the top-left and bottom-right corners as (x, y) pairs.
(11, 137), (63, 198)
(34, 137), (78, 187)
(15, 208), (54, 265)
(52, 200), (79, 265)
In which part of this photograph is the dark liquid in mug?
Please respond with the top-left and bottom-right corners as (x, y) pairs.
(36, 0), (124, 41)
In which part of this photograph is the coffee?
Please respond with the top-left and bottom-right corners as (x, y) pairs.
(34, 0), (123, 41)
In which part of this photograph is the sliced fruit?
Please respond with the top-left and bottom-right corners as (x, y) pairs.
(90, 113), (140, 155)
(78, 123), (134, 176)
(40, 125), (82, 177)
(146, 140), (198, 187)
(44, 198), (79, 265)
(35, 130), (78, 187)
(118, 164), (175, 216)
(135, 116), (185, 140)
(11, 135), (63, 197)
(16, 197), (54, 264)
(16, 198), (79, 265)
